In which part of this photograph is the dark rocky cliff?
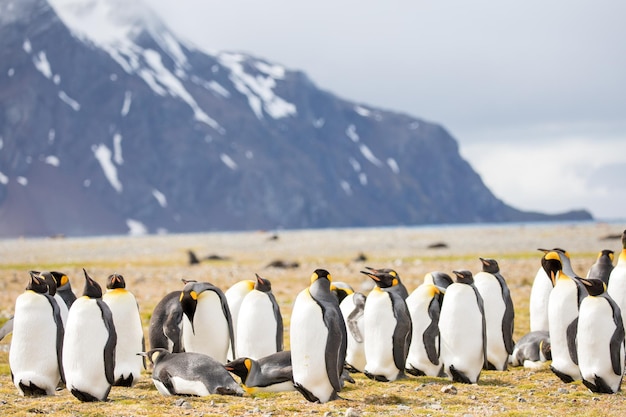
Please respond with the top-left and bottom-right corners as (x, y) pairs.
(0, 0), (592, 237)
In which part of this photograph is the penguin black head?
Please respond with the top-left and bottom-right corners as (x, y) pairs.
(541, 251), (562, 286)
(452, 270), (474, 285)
(310, 269), (332, 284)
(50, 271), (70, 289)
(429, 271), (453, 289)
(26, 271), (49, 294)
(180, 283), (200, 333)
(82, 269), (103, 298)
(225, 357), (252, 381)
(142, 348), (169, 365)
(598, 249), (615, 263)
(360, 267), (399, 289)
(479, 258), (500, 274)
(579, 277), (606, 297)
(106, 273), (126, 289)
(330, 282), (354, 304)
(37, 271), (58, 296)
(254, 273), (272, 293)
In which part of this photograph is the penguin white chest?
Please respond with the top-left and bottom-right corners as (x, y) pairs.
(237, 290), (278, 359)
(363, 289), (397, 378)
(290, 289), (334, 402)
(9, 292), (62, 395)
(182, 291), (230, 363)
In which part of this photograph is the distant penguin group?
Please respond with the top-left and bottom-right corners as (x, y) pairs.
(5, 228), (626, 405)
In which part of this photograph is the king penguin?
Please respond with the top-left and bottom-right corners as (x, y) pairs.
(587, 249), (615, 285)
(236, 274), (283, 359)
(102, 273), (145, 387)
(577, 278), (625, 394)
(9, 272), (64, 396)
(439, 270), (487, 384)
(473, 258), (515, 371)
(224, 279), (255, 360)
(405, 271), (452, 377)
(544, 250), (587, 383)
(607, 230), (626, 331)
(180, 281), (235, 364)
(509, 330), (551, 370)
(529, 248), (574, 332)
(63, 269), (117, 402)
(144, 348), (243, 397)
(361, 267), (412, 382)
(225, 350), (294, 394)
(339, 290), (367, 373)
(290, 269), (347, 403)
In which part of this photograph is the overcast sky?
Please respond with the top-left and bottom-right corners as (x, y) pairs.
(149, 0), (626, 220)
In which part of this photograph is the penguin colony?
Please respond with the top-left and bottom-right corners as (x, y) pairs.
(4, 229), (626, 404)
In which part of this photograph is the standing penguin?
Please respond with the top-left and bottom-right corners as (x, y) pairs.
(577, 278), (625, 394)
(405, 271), (452, 377)
(235, 274), (283, 359)
(180, 281), (235, 364)
(473, 258), (515, 371)
(587, 250), (615, 285)
(290, 269), (347, 403)
(361, 267), (412, 382)
(102, 273), (145, 386)
(439, 270), (487, 384)
(529, 248), (573, 332)
(224, 279), (255, 360)
(544, 250), (587, 383)
(339, 291), (367, 373)
(63, 269), (116, 402)
(607, 230), (626, 329)
(9, 272), (64, 396)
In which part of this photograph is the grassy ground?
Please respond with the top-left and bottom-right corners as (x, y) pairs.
(0, 222), (625, 416)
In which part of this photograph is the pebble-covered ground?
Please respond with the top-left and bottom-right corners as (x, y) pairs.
(0, 221), (624, 416)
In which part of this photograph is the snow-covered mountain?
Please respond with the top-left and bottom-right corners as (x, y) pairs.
(0, 0), (591, 237)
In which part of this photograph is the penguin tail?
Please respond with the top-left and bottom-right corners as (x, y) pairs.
(449, 365), (473, 384)
(344, 363), (361, 374)
(293, 382), (321, 403)
(113, 374), (135, 387)
(549, 366), (576, 384)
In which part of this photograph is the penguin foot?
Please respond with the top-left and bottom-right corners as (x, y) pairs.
(344, 363), (361, 374)
(293, 382), (321, 403)
(364, 371), (390, 382)
(71, 388), (103, 402)
(582, 375), (616, 394)
(449, 365), (473, 384)
(550, 366), (576, 383)
(485, 361), (497, 371)
(114, 374), (135, 387)
(18, 381), (48, 397)
(406, 366), (426, 377)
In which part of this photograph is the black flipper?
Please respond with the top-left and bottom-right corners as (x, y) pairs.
(566, 318), (579, 365)
(390, 292), (412, 375)
(423, 297), (441, 365)
(97, 299), (117, 385)
(606, 293), (626, 376)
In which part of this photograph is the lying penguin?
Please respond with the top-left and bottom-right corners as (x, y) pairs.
(142, 349), (243, 397)
(225, 350), (294, 394)
(509, 330), (551, 370)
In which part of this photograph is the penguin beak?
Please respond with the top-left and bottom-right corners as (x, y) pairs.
(180, 290), (198, 334)
(360, 269), (380, 281)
